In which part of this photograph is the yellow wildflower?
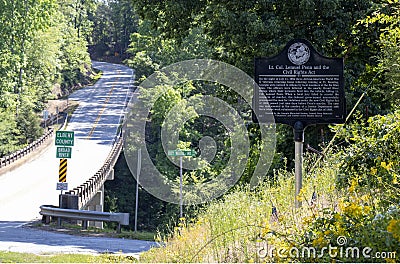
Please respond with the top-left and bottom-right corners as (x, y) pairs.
(393, 174), (398, 184)
(348, 178), (358, 192)
(302, 215), (313, 225)
(296, 188), (307, 202)
(363, 206), (372, 214)
(387, 219), (400, 242)
(381, 161), (393, 171)
(261, 220), (270, 237)
(333, 213), (342, 221)
(333, 214), (345, 236)
(312, 236), (327, 248)
(370, 167), (377, 175)
(343, 203), (363, 218)
(323, 230), (331, 236)
(385, 258), (396, 263)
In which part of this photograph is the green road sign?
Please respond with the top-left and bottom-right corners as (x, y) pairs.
(56, 147), (72, 159)
(55, 131), (74, 146)
(167, 149), (196, 157)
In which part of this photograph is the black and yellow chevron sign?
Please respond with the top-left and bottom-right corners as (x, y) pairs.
(59, 158), (67, 182)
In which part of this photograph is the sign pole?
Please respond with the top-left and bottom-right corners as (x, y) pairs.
(58, 191), (62, 227)
(294, 121), (304, 208)
(134, 149), (141, 232)
(167, 149), (196, 219)
(56, 106), (59, 127)
(179, 156), (183, 218)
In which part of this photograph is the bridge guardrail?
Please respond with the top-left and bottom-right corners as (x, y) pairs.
(0, 127), (54, 169)
(66, 135), (123, 209)
(39, 205), (129, 233)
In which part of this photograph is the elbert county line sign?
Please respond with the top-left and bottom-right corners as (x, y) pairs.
(55, 131), (74, 146)
(56, 147), (72, 159)
(167, 149), (196, 157)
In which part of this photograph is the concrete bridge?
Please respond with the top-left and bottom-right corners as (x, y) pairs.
(0, 61), (134, 222)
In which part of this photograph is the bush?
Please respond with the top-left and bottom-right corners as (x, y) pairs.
(140, 111), (400, 263)
(333, 111), (400, 204)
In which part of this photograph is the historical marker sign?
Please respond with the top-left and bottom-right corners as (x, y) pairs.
(254, 39), (345, 127)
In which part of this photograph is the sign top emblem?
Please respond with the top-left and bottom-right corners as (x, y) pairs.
(288, 42), (310, 65)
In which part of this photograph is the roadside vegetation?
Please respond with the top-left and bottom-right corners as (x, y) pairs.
(140, 111), (400, 262)
(0, 0), (399, 262)
(0, 251), (137, 263)
(108, 0), (400, 262)
(0, 0), (93, 156)
(30, 221), (155, 241)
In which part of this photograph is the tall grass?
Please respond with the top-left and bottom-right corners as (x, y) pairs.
(141, 113), (400, 262)
(141, 151), (344, 262)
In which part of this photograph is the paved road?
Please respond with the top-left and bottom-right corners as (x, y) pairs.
(0, 62), (156, 255)
(0, 221), (156, 255)
(0, 61), (133, 221)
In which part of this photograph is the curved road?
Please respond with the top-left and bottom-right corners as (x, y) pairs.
(0, 62), (156, 254)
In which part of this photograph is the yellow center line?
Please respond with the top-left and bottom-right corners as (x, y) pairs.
(86, 75), (120, 139)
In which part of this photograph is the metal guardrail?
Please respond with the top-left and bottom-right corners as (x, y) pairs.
(42, 111), (68, 128)
(66, 136), (123, 209)
(0, 128), (54, 169)
(39, 205), (129, 233)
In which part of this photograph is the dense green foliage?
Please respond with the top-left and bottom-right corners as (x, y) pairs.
(126, 0), (400, 173)
(335, 112), (400, 191)
(0, 0), (91, 156)
(140, 112), (400, 262)
(0, 0), (397, 260)
(89, 0), (138, 60)
(132, 0), (399, 114)
(102, 0), (400, 233)
(105, 154), (188, 231)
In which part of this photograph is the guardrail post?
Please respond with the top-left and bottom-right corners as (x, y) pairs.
(58, 194), (79, 226)
(40, 206), (129, 233)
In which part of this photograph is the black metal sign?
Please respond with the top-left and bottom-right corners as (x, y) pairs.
(254, 39), (345, 127)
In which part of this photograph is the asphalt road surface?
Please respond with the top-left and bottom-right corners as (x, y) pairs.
(0, 62), (156, 255)
(0, 221), (156, 255)
(0, 61), (133, 221)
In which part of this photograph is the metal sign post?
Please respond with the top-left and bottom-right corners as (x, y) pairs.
(294, 121), (304, 208)
(57, 158), (68, 224)
(43, 110), (49, 129)
(56, 106), (59, 127)
(167, 149), (196, 218)
(179, 156), (183, 218)
(134, 149), (141, 232)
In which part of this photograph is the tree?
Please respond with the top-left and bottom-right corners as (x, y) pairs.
(132, 0), (399, 115)
(58, 0), (97, 41)
(89, 0), (138, 59)
(0, 0), (92, 155)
